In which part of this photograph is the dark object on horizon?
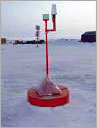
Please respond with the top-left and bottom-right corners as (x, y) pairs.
(14, 40), (23, 44)
(40, 40), (45, 44)
(81, 31), (96, 43)
(13, 40), (45, 45)
(26, 40), (45, 44)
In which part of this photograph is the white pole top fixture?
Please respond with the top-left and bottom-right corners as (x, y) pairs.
(51, 4), (57, 15)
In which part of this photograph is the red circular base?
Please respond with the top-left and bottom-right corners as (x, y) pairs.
(27, 85), (69, 107)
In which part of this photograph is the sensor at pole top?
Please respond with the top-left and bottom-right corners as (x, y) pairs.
(51, 4), (57, 16)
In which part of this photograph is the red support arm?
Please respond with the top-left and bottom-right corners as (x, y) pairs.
(47, 16), (56, 32)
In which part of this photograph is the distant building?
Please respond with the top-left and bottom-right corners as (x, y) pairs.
(81, 31), (96, 43)
(1, 38), (6, 44)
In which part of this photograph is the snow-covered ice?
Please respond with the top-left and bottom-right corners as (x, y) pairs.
(1, 39), (96, 127)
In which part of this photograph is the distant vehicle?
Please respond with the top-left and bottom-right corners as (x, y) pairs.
(1, 38), (6, 44)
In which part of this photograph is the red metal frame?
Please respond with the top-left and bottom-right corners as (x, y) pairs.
(27, 14), (70, 107)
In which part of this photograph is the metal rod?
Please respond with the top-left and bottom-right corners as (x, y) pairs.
(37, 37), (38, 47)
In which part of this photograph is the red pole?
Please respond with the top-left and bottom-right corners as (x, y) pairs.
(44, 17), (56, 75)
(45, 20), (49, 75)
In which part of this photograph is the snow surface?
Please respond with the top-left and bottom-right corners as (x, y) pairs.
(1, 40), (96, 127)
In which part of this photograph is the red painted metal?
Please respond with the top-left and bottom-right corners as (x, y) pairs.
(44, 17), (56, 75)
(45, 20), (49, 75)
(47, 16), (56, 32)
(28, 85), (69, 107)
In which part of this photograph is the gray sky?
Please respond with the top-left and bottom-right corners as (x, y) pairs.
(1, 1), (96, 40)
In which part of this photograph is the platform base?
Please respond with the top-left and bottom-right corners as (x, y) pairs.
(27, 85), (69, 107)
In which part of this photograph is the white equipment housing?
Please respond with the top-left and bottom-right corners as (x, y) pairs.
(43, 14), (49, 20)
(51, 4), (57, 15)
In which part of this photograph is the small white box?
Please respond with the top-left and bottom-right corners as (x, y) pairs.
(43, 14), (49, 20)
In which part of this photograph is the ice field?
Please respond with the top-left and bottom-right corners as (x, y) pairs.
(1, 39), (96, 127)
